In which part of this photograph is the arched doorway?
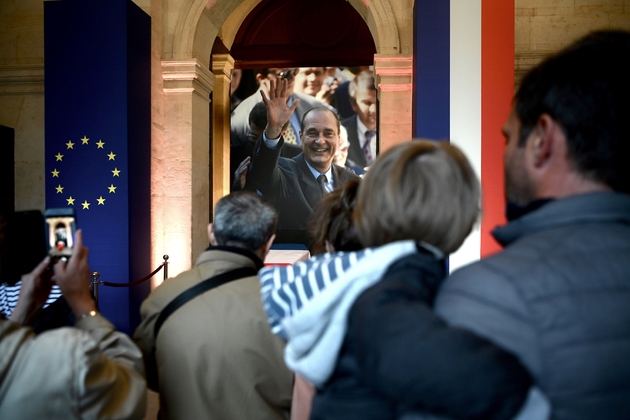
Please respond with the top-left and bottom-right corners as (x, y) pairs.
(210, 0), (376, 219)
(155, 0), (413, 274)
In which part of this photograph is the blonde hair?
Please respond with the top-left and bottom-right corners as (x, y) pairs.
(353, 139), (481, 254)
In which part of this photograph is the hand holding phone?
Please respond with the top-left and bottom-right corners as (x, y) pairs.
(51, 229), (96, 318)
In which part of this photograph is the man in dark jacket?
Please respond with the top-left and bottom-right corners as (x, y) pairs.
(340, 70), (377, 169)
(246, 78), (358, 247)
(435, 30), (630, 420)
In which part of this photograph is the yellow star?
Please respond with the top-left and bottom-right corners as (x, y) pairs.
(55, 152), (64, 161)
(55, 184), (64, 194)
(108, 184), (117, 193)
(107, 152), (116, 161)
(51, 168), (60, 178)
(81, 135), (89, 145)
(66, 196), (75, 205)
(82, 200), (90, 210)
(66, 140), (74, 149)
(112, 168), (121, 177)
(97, 196), (106, 205)
(96, 140), (105, 149)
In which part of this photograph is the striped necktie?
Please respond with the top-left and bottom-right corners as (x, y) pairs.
(363, 130), (375, 165)
(317, 174), (328, 195)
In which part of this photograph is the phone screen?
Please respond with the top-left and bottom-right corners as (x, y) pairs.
(44, 208), (77, 259)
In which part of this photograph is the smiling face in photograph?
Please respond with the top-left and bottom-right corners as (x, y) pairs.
(295, 67), (326, 96)
(300, 108), (340, 173)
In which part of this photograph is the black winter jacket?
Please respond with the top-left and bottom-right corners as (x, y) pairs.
(311, 245), (532, 420)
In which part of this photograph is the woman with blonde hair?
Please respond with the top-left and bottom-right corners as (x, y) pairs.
(259, 140), (537, 420)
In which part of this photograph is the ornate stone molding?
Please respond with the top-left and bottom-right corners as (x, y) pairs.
(373, 54), (413, 149)
(373, 54), (413, 93)
(211, 54), (235, 78)
(0, 64), (44, 95)
(162, 59), (214, 101)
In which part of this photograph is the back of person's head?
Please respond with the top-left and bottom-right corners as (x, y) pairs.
(354, 140), (480, 254)
(514, 29), (630, 193)
(309, 178), (362, 255)
(213, 191), (278, 251)
(249, 102), (289, 135)
(249, 101), (268, 130)
(348, 70), (375, 101)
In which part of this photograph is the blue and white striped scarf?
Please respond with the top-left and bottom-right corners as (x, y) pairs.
(258, 240), (422, 386)
(0, 281), (62, 318)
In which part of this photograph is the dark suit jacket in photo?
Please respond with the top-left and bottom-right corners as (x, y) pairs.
(341, 115), (367, 168)
(246, 136), (359, 247)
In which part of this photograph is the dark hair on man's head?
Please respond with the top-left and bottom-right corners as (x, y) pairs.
(249, 102), (289, 133)
(348, 70), (376, 101)
(253, 68), (272, 78)
(309, 178), (362, 255)
(354, 140), (480, 254)
(514, 29), (630, 193)
(213, 191), (278, 251)
(300, 106), (340, 133)
(249, 102), (268, 130)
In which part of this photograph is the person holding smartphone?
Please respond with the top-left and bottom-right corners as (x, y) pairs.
(0, 230), (147, 419)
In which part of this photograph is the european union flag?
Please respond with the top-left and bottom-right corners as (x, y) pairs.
(44, 0), (151, 335)
(47, 136), (125, 211)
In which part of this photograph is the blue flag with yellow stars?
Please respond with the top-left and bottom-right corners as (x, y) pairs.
(48, 136), (123, 211)
(44, 0), (150, 335)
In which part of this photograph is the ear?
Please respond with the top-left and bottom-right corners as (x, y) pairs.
(349, 98), (359, 113)
(207, 223), (218, 246)
(529, 114), (559, 168)
(260, 234), (276, 260)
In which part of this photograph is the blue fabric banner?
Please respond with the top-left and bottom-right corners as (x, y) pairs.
(44, 0), (151, 335)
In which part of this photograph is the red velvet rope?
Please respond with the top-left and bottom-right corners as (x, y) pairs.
(99, 264), (165, 287)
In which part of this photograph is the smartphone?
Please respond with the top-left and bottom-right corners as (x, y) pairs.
(44, 208), (77, 261)
(324, 76), (336, 87)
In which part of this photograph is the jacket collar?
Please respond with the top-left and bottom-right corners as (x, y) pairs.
(492, 192), (630, 247)
(199, 245), (264, 271)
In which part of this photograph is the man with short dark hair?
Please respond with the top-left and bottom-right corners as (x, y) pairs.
(435, 30), (630, 419)
(341, 70), (377, 169)
(134, 191), (293, 420)
(246, 78), (359, 247)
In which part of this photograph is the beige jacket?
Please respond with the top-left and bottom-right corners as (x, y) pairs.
(134, 246), (293, 420)
(0, 314), (147, 419)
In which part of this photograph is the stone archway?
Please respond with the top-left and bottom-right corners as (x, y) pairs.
(154, 0), (413, 276)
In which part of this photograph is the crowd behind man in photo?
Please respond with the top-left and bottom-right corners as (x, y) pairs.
(341, 70), (378, 170)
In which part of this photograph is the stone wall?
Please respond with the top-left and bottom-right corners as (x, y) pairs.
(515, 0), (630, 84)
(0, 0), (45, 211)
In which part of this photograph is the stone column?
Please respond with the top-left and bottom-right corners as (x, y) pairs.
(210, 53), (234, 210)
(158, 59), (214, 274)
(373, 54), (413, 152)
